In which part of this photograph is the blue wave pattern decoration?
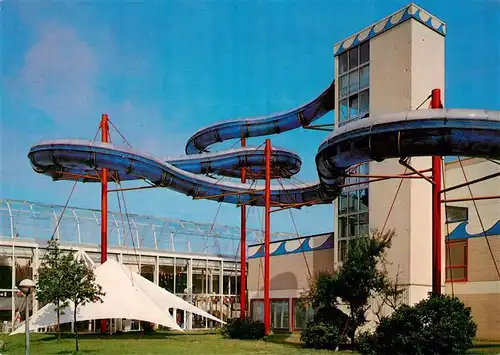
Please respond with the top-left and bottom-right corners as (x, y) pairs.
(446, 220), (500, 240)
(248, 233), (334, 259)
(333, 3), (446, 56)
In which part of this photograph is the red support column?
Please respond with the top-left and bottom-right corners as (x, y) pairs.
(431, 89), (442, 295)
(240, 136), (247, 319)
(100, 114), (109, 333)
(264, 139), (271, 336)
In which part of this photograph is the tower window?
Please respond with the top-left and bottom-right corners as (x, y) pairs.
(338, 42), (370, 126)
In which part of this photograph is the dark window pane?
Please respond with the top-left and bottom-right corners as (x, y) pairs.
(446, 267), (466, 281)
(349, 190), (359, 213)
(339, 193), (348, 215)
(446, 206), (468, 223)
(359, 163), (369, 183)
(446, 242), (466, 266)
(339, 74), (349, 98)
(340, 99), (349, 123)
(359, 89), (369, 117)
(348, 215), (357, 237)
(339, 52), (348, 74)
(359, 65), (369, 89)
(339, 216), (348, 239)
(349, 70), (359, 94)
(253, 300), (264, 322)
(294, 302), (314, 330)
(360, 41), (369, 64)
(349, 46), (359, 69)
(349, 94), (359, 119)
(358, 213), (369, 236)
(359, 188), (369, 212)
(271, 300), (289, 329)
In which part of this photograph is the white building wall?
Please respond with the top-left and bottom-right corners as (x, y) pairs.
(371, 18), (445, 303)
(334, 15), (445, 309)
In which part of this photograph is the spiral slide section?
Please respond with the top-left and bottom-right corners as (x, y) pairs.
(28, 80), (500, 207)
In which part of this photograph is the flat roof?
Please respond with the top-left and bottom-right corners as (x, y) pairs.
(0, 198), (296, 258)
(334, 2), (446, 57)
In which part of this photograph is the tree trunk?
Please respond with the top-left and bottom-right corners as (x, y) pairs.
(74, 302), (79, 352)
(57, 299), (61, 341)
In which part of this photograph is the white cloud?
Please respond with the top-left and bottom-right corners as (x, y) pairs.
(19, 23), (99, 123)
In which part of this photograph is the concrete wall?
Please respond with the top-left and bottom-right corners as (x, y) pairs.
(366, 18), (445, 303)
(247, 248), (334, 300)
(453, 292), (500, 340)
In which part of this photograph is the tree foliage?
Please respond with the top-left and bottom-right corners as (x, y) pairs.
(300, 322), (343, 350)
(36, 238), (74, 340)
(299, 229), (396, 348)
(357, 294), (477, 355)
(36, 237), (104, 351)
(219, 317), (265, 340)
(65, 259), (105, 352)
(336, 229), (395, 344)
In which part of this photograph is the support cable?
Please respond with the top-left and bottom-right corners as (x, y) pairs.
(287, 208), (312, 278)
(108, 119), (133, 148)
(381, 95), (431, 234)
(275, 177), (312, 278)
(203, 202), (223, 254)
(416, 94), (432, 110)
(45, 124), (102, 249)
(114, 178), (141, 273)
(381, 163), (409, 234)
(457, 158), (500, 279)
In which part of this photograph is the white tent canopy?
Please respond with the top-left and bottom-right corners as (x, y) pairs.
(11, 258), (224, 335)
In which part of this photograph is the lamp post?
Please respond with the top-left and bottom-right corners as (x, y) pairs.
(19, 279), (36, 355)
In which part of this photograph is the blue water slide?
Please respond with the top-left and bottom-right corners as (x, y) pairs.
(28, 79), (500, 208)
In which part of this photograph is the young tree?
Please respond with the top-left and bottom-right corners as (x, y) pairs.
(373, 266), (405, 323)
(65, 259), (105, 352)
(36, 237), (74, 340)
(336, 229), (395, 345)
(299, 229), (397, 349)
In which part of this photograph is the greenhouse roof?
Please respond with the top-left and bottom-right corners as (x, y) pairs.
(0, 199), (296, 258)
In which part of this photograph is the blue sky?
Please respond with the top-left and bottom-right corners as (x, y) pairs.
(2, 0), (499, 239)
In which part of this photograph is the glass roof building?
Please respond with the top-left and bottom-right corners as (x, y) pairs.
(0, 198), (296, 333)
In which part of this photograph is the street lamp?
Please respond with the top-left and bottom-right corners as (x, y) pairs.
(19, 279), (36, 355)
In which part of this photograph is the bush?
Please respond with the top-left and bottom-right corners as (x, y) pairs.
(219, 317), (265, 340)
(314, 306), (349, 329)
(142, 322), (155, 333)
(300, 322), (343, 350)
(357, 294), (477, 355)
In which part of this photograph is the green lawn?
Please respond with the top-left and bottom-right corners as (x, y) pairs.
(0, 332), (345, 355)
(1, 332), (499, 355)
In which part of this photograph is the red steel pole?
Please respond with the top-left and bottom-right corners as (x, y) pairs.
(100, 114), (109, 333)
(240, 136), (247, 319)
(264, 139), (271, 335)
(431, 89), (442, 295)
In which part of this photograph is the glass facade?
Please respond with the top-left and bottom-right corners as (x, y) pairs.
(0, 244), (243, 333)
(337, 163), (370, 262)
(0, 199), (299, 333)
(251, 299), (290, 330)
(293, 300), (314, 330)
(338, 41), (370, 126)
(336, 40), (370, 262)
